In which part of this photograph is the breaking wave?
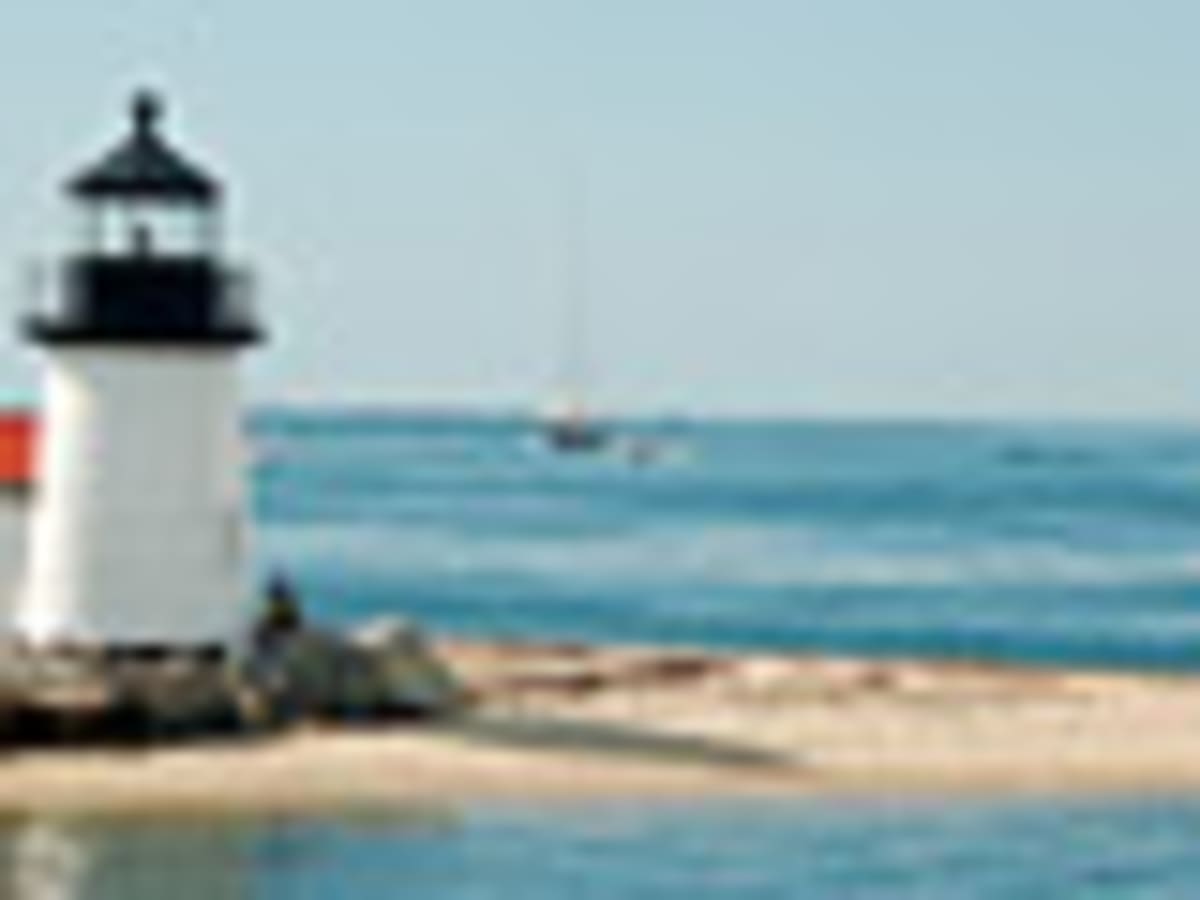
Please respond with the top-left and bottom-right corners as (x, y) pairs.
(259, 521), (1200, 590)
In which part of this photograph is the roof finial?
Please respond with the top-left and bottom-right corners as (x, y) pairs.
(131, 89), (163, 137)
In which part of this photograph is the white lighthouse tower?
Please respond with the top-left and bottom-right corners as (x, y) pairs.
(17, 91), (263, 656)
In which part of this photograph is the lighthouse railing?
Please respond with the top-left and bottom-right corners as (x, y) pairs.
(19, 257), (262, 345)
(221, 265), (258, 331)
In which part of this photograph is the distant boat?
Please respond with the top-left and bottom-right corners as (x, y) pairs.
(541, 166), (610, 454)
(544, 406), (608, 453)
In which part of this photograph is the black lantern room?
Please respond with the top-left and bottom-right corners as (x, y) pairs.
(26, 90), (263, 346)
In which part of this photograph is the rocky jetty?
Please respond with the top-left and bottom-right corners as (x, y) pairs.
(0, 616), (466, 747)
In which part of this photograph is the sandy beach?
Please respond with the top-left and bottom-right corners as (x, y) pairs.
(0, 639), (1197, 815)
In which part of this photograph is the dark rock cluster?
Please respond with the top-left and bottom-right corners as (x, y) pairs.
(0, 617), (466, 747)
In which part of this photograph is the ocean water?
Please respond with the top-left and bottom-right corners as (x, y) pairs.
(8, 797), (1200, 898)
(18, 411), (1200, 897)
(257, 411), (1200, 671)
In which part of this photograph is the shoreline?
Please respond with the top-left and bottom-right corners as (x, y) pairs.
(0, 638), (1200, 816)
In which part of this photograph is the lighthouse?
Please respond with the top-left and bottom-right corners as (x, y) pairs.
(17, 91), (263, 656)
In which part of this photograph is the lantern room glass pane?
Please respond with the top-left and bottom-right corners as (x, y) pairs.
(82, 201), (219, 259)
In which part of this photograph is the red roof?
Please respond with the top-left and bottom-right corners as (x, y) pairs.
(0, 414), (36, 488)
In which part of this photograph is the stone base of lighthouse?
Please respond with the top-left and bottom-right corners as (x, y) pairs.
(0, 615), (464, 746)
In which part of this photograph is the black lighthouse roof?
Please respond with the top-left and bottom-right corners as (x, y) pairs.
(67, 91), (220, 204)
(25, 90), (262, 348)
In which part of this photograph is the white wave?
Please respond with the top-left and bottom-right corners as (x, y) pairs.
(257, 521), (1200, 590)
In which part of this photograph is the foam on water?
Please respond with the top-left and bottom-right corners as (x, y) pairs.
(262, 519), (1200, 589)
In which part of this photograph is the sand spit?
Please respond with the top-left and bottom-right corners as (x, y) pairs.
(1, 639), (1200, 815)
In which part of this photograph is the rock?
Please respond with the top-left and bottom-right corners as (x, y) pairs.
(351, 618), (466, 717)
(0, 616), (466, 745)
(249, 629), (383, 720)
(0, 648), (254, 744)
(0, 649), (117, 744)
(110, 657), (246, 739)
(248, 619), (465, 722)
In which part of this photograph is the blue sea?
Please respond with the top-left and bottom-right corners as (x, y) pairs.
(258, 411), (1200, 672)
(17, 411), (1200, 897)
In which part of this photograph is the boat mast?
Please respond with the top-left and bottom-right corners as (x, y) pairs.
(558, 164), (591, 425)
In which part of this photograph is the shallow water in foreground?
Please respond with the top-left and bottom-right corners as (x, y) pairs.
(6, 797), (1200, 898)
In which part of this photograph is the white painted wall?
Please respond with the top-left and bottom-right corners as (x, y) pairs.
(18, 348), (251, 649)
(0, 497), (28, 629)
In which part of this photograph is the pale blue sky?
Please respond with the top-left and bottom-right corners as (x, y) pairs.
(0, 1), (1198, 418)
